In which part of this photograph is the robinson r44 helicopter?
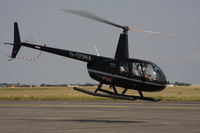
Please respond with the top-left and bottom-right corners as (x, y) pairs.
(5, 9), (167, 101)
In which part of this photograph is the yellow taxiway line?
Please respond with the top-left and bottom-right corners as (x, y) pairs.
(0, 103), (200, 109)
(0, 104), (129, 108)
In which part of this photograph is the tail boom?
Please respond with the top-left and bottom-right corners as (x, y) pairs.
(5, 22), (108, 63)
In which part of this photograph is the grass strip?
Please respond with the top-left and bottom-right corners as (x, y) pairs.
(0, 86), (200, 101)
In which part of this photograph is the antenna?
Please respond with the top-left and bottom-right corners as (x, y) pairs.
(94, 45), (100, 56)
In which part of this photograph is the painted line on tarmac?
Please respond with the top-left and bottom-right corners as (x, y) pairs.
(0, 104), (129, 108)
(137, 106), (200, 110)
(79, 102), (200, 106)
(1, 103), (200, 109)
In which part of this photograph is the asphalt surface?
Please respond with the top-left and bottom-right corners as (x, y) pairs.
(0, 100), (200, 133)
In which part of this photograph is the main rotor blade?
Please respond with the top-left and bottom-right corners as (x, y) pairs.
(61, 9), (124, 29)
(129, 28), (169, 35)
(62, 9), (170, 35)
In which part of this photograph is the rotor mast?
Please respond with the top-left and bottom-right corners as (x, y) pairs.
(114, 26), (129, 59)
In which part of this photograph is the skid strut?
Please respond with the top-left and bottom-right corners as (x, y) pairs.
(73, 83), (160, 101)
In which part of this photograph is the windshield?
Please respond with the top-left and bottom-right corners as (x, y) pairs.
(131, 62), (166, 83)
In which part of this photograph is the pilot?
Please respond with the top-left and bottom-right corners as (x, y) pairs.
(142, 64), (153, 80)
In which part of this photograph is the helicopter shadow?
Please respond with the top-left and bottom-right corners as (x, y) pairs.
(18, 118), (145, 124)
(58, 119), (146, 124)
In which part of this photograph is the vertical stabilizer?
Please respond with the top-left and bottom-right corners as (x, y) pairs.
(11, 22), (22, 58)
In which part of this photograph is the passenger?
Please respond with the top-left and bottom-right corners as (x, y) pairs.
(120, 66), (125, 72)
(120, 66), (128, 73)
(133, 64), (142, 76)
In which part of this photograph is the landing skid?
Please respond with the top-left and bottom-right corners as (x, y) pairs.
(73, 84), (160, 102)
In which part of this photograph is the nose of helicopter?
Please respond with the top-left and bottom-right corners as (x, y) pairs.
(133, 62), (167, 92)
(152, 65), (167, 84)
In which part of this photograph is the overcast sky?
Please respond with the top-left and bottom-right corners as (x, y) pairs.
(0, 0), (200, 85)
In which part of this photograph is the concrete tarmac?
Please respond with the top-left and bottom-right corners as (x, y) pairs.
(0, 100), (200, 133)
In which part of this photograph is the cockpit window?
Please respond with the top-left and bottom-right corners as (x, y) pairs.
(132, 63), (142, 77)
(119, 62), (129, 73)
(131, 62), (165, 82)
(141, 63), (156, 81)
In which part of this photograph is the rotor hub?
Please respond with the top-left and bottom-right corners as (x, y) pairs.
(123, 26), (129, 34)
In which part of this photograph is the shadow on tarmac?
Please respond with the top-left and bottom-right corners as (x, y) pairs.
(18, 118), (145, 124)
(60, 119), (146, 124)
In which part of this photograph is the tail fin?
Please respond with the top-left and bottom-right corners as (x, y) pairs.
(11, 22), (22, 58)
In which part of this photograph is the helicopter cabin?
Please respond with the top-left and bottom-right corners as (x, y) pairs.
(87, 58), (166, 92)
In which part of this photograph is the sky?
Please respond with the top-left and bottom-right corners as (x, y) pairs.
(0, 0), (200, 85)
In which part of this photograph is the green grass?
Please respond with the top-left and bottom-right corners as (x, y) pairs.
(0, 86), (200, 101)
(0, 86), (108, 100)
(143, 86), (200, 101)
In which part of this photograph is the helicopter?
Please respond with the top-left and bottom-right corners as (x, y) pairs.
(5, 9), (167, 101)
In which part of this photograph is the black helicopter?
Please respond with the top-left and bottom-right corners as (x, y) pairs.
(5, 9), (167, 101)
